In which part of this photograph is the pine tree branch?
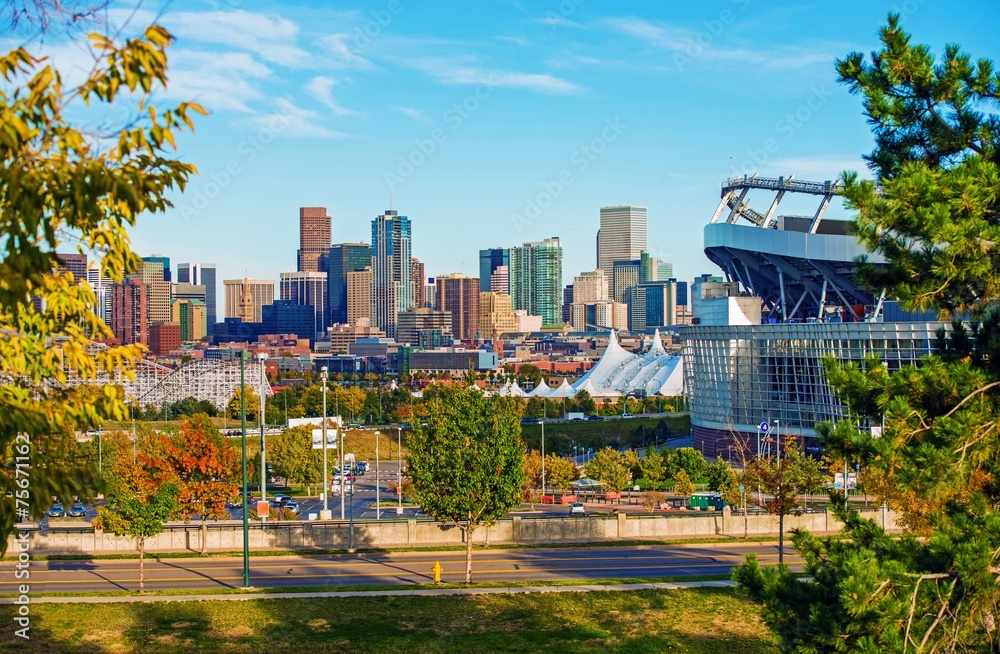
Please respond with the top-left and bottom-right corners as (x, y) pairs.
(917, 578), (957, 652)
(942, 381), (1000, 420)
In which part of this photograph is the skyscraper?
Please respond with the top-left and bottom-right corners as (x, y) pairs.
(280, 271), (327, 341)
(133, 259), (171, 327)
(298, 207), (331, 272)
(435, 273), (480, 341)
(489, 265), (509, 294)
(370, 210), (412, 339)
(572, 270), (609, 304)
(56, 253), (88, 280)
(346, 267), (372, 325)
(411, 258), (425, 309)
(611, 259), (641, 303)
(223, 278), (275, 323)
(110, 280), (147, 345)
(509, 237), (563, 328)
(142, 255), (171, 282)
(171, 298), (207, 341)
(323, 243), (372, 325)
(597, 206), (647, 273)
(177, 263), (217, 329)
(479, 248), (510, 292)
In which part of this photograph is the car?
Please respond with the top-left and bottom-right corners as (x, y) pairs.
(67, 504), (87, 518)
(569, 502), (586, 515)
(283, 500), (299, 513)
(569, 417), (585, 422)
(400, 422), (412, 430)
(348, 422), (362, 429)
(520, 417), (543, 425)
(587, 415), (604, 422)
(47, 504), (65, 518)
(621, 413), (636, 419)
(360, 461), (370, 473)
(272, 493), (291, 505)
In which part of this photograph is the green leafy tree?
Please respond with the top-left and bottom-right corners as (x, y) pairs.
(227, 385), (260, 422)
(585, 447), (632, 493)
(706, 457), (739, 493)
(573, 389), (596, 415)
(741, 450), (800, 565)
(0, 24), (203, 551)
(407, 385), (525, 584)
(671, 469), (695, 497)
(735, 17), (1000, 651)
(517, 364), (542, 387)
(268, 426), (322, 494)
(640, 448), (666, 491)
(666, 447), (707, 482)
(544, 454), (579, 492)
(95, 453), (179, 593)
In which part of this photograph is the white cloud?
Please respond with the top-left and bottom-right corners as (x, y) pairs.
(321, 33), (373, 69)
(602, 17), (689, 51)
(163, 50), (272, 113)
(164, 9), (310, 67)
(766, 156), (871, 180)
(413, 60), (583, 95)
(249, 98), (350, 138)
(305, 76), (356, 117)
(394, 106), (430, 122)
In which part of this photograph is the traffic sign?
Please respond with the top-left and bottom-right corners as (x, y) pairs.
(256, 500), (269, 518)
(738, 485), (745, 493)
(759, 421), (770, 433)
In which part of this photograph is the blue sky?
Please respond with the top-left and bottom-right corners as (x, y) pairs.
(21, 0), (1000, 295)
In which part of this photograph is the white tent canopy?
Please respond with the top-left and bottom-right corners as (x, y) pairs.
(548, 379), (577, 398)
(527, 379), (553, 397)
(572, 329), (683, 398)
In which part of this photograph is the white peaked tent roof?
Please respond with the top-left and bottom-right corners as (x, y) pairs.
(527, 379), (553, 397)
(507, 380), (528, 397)
(547, 378), (577, 398)
(572, 329), (683, 397)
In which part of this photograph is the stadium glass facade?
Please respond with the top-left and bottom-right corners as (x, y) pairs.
(681, 321), (949, 459)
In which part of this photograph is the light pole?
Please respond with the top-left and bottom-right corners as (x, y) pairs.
(238, 349), (251, 589)
(258, 353), (268, 503)
(321, 366), (331, 520)
(397, 426), (403, 516)
(540, 420), (546, 496)
(375, 430), (381, 519)
(775, 420), (781, 462)
(340, 428), (346, 520)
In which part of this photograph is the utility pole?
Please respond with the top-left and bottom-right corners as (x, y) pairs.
(238, 349), (251, 589)
(375, 430), (381, 519)
(541, 420), (546, 496)
(397, 426), (403, 515)
(320, 366), (331, 520)
(258, 353), (268, 503)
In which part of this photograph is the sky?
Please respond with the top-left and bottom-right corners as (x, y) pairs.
(14, 0), (1000, 298)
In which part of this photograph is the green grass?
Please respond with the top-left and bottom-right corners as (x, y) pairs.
(0, 588), (779, 653)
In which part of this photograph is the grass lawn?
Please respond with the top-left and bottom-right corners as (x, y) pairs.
(0, 588), (777, 653)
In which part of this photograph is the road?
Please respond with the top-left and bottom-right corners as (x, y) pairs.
(0, 544), (799, 593)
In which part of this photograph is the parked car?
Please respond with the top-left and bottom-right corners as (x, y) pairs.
(520, 417), (543, 425)
(67, 504), (87, 518)
(587, 415), (604, 422)
(621, 413), (636, 419)
(272, 493), (291, 505)
(47, 504), (65, 518)
(400, 423), (412, 430)
(569, 502), (586, 515)
(283, 500), (299, 513)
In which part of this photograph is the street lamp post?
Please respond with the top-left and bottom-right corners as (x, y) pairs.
(375, 430), (381, 519)
(540, 420), (546, 496)
(397, 426), (403, 516)
(238, 349), (251, 589)
(320, 367), (332, 520)
(775, 420), (781, 462)
(258, 353), (268, 503)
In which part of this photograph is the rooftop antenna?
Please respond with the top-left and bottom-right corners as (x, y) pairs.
(389, 189), (393, 212)
(729, 156), (732, 179)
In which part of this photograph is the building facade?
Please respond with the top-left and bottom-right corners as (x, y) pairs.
(148, 322), (180, 357)
(279, 271), (328, 340)
(598, 205), (647, 274)
(297, 207), (331, 273)
(322, 242), (371, 325)
(370, 210), (412, 338)
(177, 263), (217, 329)
(262, 300), (316, 343)
(397, 307), (452, 346)
(110, 280), (148, 345)
(611, 259), (641, 304)
(489, 265), (509, 294)
(479, 248), (510, 292)
(346, 267), (372, 325)
(480, 292), (518, 336)
(223, 278), (275, 323)
(435, 273), (480, 341)
(572, 270), (609, 304)
(509, 237), (563, 328)
(171, 297), (207, 342)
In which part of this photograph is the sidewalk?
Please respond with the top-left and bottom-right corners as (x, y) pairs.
(0, 580), (736, 604)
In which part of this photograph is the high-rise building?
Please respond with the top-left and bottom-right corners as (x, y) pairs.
(148, 323), (180, 357)
(110, 279), (147, 345)
(489, 265), (509, 294)
(562, 284), (574, 324)
(322, 242), (371, 325)
(411, 258), (425, 309)
(424, 277), (437, 309)
(611, 259), (641, 304)
(480, 292), (518, 336)
(597, 205), (647, 274)
(298, 207), (331, 273)
(370, 210), (412, 339)
(572, 270), (609, 304)
(262, 300), (315, 343)
(142, 255), (171, 282)
(87, 267), (112, 326)
(570, 301), (628, 331)
(434, 273), (480, 341)
(56, 253), (88, 280)
(280, 271), (327, 341)
(346, 267), (372, 325)
(479, 248), (510, 292)
(628, 280), (677, 331)
(223, 278), (275, 323)
(509, 237), (563, 328)
(397, 307), (452, 346)
(177, 263), (217, 329)
(171, 282), (206, 303)
(171, 298), (207, 341)
(133, 259), (171, 327)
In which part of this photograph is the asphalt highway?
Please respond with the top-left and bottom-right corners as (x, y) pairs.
(0, 543), (799, 593)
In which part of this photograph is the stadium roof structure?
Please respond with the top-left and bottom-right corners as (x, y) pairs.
(704, 175), (888, 322)
(572, 330), (682, 398)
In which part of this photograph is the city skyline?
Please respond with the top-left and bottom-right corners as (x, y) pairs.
(21, 1), (996, 297)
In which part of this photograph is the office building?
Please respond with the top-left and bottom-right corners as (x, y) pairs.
(480, 292), (518, 336)
(177, 263), (217, 329)
(171, 297), (207, 342)
(148, 322), (180, 357)
(597, 206), (647, 274)
(628, 280), (677, 330)
(562, 284), (573, 324)
(611, 259), (641, 304)
(435, 273), (480, 341)
(509, 237), (563, 328)
(569, 301), (628, 331)
(223, 278), (275, 323)
(572, 270), (609, 304)
(322, 242), (371, 325)
(397, 307), (452, 347)
(56, 253), (88, 280)
(406, 348), (498, 374)
(424, 277), (437, 309)
(411, 258), (425, 310)
(87, 267), (112, 326)
(297, 207), (331, 273)
(327, 320), (386, 354)
(110, 279), (147, 345)
(489, 265), (509, 294)
(515, 310), (543, 333)
(171, 282), (206, 303)
(262, 300), (315, 343)
(371, 209), (412, 338)
(346, 267), (372, 325)
(142, 255), (171, 282)
(280, 271), (327, 341)
(479, 248), (510, 292)
(131, 259), (170, 327)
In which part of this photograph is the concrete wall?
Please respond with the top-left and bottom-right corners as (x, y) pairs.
(9, 509), (899, 555)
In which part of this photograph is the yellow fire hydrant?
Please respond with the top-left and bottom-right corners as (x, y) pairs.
(432, 561), (443, 585)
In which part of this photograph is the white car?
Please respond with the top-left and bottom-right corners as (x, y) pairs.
(569, 502), (586, 515)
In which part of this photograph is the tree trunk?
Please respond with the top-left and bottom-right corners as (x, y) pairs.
(778, 513), (784, 566)
(465, 523), (475, 585)
(139, 537), (145, 594)
(200, 518), (208, 556)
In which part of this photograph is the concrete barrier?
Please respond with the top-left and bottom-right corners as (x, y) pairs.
(8, 509), (900, 555)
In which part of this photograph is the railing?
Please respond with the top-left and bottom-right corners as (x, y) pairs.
(722, 175), (843, 196)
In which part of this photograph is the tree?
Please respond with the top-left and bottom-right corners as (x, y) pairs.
(640, 448), (666, 491)
(585, 448), (631, 493)
(517, 364), (542, 387)
(268, 426), (322, 494)
(95, 453), (179, 593)
(544, 454), (579, 492)
(407, 385), (525, 584)
(523, 450), (543, 489)
(227, 385), (259, 422)
(735, 17), (1000, 650)
(786, 444), (826, 509)
(671, 469), (695, 498)
(148, 415), (238, 555)
(0, 23), (203, 552)
(665, 447), (707, 482)
(706, 457), (738, 493)
(640, 491), (666, 513)
(573, 389), (596, 415)
(741, 452), (799, 565)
